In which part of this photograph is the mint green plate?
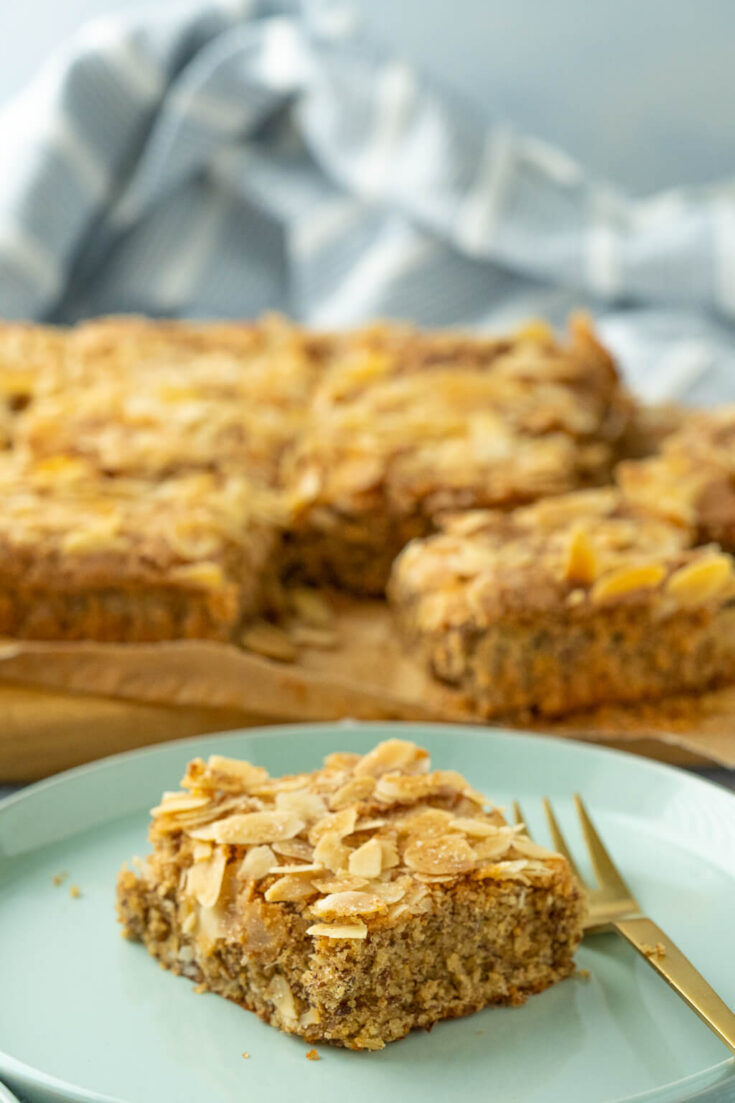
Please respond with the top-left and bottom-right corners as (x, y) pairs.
(1, 722), (734, 1103)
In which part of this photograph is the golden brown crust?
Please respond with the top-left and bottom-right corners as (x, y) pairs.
(284, 315), (632, 592)
(116, 739), (585, 1048)
(389, 488), (735, 716)
(618, 406), (735, 549)
(0, 456), (277, 641)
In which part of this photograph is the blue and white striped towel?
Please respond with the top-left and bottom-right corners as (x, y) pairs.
(1, 0), (735, 403)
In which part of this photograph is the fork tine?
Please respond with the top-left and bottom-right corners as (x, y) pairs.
(573, 793), (632, 896)
(512, 800), (532, 839)
(542, 798), (587, 888)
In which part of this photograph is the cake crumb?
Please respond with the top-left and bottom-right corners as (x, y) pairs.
(52, 872), (68, 886)
(305, 1049), (320, 1061)
(193, 983), (207, 994)
(642, 942), (666, 961)
(241, 1052), (250, 1059)
(69, 884), (81, 899)
(574, 968), (591, 981)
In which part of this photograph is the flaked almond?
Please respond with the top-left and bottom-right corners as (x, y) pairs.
(241, 621), (297, 662)
(306, 922), (367, 940)
(311, 891), (386, 918)
(312, 875), (369, 893)
(563, 526), (597, 585)
(309, 807), (357, 844)
(268, 863), (324, 876)
(268, 975), (298, 1025)
(185, 849), (227, 908)
(348, 837), (383, 878)
(379, 838), (400, 870)
(276, 789), (327, 823)
(591, 563), (666, 602)
(323, 752), (361, 770)
(404, 833), (477, 876)
(397, 809), (454, 838)
(512, 836), (558, 860)
(189, 810), (305, 846)
(150, 793), (211, 817)
(182, 756), (269, 793)
(169, 562), (228, 590)
(264, 876), (318, 903)
(666, 554), (733, 605)
(192, 841), (213, 862)
(354, 739), (430, 779)
(374, 773), (438, 804)
(449, 817), (500, 837)
(472, 830), (516, 861)
(272, 839), (314, 862)
(240, 845), (277, 880)
(312, 832), (350, 874)
(329, 776), (376, 810)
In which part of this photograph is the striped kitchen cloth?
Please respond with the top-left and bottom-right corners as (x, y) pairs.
(1, 0), (735, 402)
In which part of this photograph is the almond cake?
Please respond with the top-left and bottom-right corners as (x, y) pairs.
(389, 488), (735, 717)
(0, 456), (278, 642)
(116, 739), (585, 1050)
(618, 405), (735, 550)
(283, 314), (632, 593)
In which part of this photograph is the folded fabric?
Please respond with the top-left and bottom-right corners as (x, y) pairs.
(1, 0), (734, 403)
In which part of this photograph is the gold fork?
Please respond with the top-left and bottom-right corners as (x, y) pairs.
(513, 794), (735, 1053)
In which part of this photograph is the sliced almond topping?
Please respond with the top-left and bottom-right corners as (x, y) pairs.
(591, 563), (666, 602)
(272, 839), (315, 862)
(323, 752), (361, 770)
(472, 832), (515, 861)
(240, 844), (277, 880)
(511, 836), (558, 860)
(192, 841), (213, 862)
(269, 863), (324, 876)
(182, 756), (269, 793)
(379, 838), (400, 870)
(311, 891), (386, 918)
(348, 837), (383, 878)
(189, 810), (305, 846)
(563, 526), (597, 585)
(312, 876), (369, 893)
(329, 776), (376, 810)
(306, 922), (368, 940)
(309, 807), (357, 844)
(353, 739), (430, 779)
(374, 773), (437, 804)
(241, 621), (297, 662)
(275, 789), (327, 823)
(449, 817), (500, 838)
(666, 554), (734, 605)
(264, 876), (318, 903)
(373, 879), (407, 905)
(150, 793), (212, 817)
(267, 975), (298, 1025)
(185, 849), (227, 908)
(312, 832), (350, 874)
(404, 833), (477, 876)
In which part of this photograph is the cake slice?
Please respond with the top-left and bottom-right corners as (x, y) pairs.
(618, 405), (735, 549)
(389, 488), (735, 717)
(283, 315), (632, 593)
(116, 738), (584, 1050)
(15, 314), (331, 485)
(0, 456), (278, 642)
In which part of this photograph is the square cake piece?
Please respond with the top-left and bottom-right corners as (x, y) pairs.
(15, 314), (331, 485)
(389, 488), (735, 717)
(283, 315), (632, 593)
(618, 406), (735, 550)
(0, 456), (277, 642)
(116, 739), (584, 1050)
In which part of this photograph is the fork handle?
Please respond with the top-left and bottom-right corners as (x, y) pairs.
(614, 917), (735, 1053)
